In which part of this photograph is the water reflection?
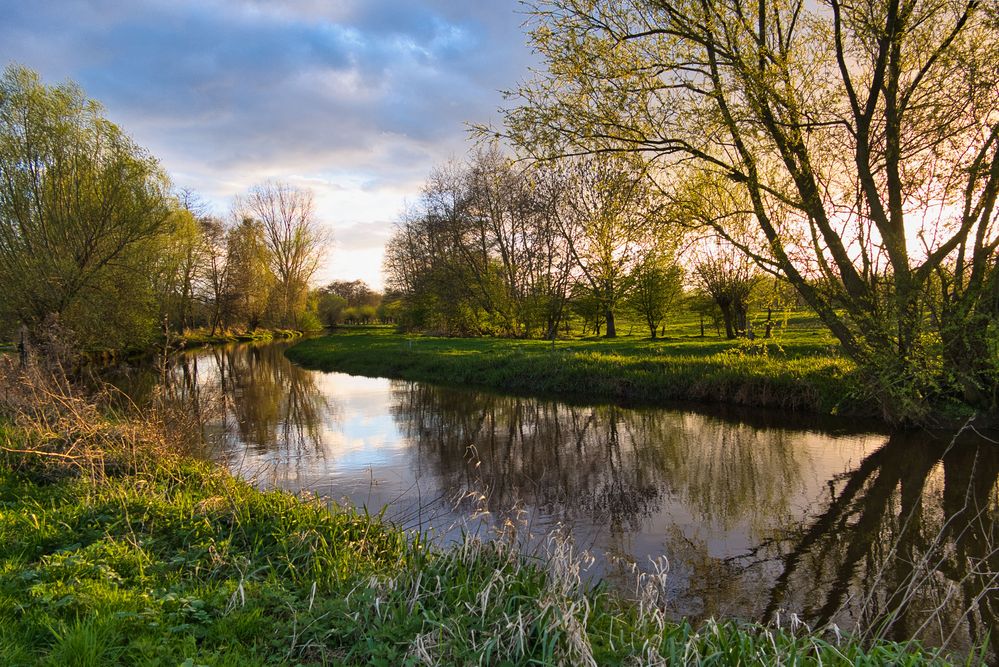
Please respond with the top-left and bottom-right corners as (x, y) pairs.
(145, 341), (995, 660)
(392, 381), (808, 535)
(757, 433), (998, 656)
(159, 343), (334, 468)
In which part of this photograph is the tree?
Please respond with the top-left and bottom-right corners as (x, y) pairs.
(626, 246), (684, 339)
(499, 0), (999, 419)
(555, 155), (656, 338)
(238, 182), (329, 328)
(322, 279), (381, 308)
(199, 216), (230, 336)
(694, 244), (761, 340)
(225, 217), (273, 330)
(155, 207), (204, 331)
(316, 292), (347, 328)
(0, 65), (172, 349)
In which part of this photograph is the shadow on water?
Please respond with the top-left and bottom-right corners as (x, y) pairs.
(122, 340), (996, 661)
(757, 429), (997, 657)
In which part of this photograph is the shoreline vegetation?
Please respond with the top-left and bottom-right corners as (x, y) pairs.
(0, 360), (967, 665)
(285, 324), (876, 420)
(58, 328), (309, 367)
(169, 327), (306, 350)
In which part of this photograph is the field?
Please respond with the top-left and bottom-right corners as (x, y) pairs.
(286, 312), (868, 417)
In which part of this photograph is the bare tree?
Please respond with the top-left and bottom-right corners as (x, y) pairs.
(238, 183), (330, 328)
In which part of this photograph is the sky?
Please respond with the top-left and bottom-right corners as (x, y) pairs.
(0, 0), (536, 289)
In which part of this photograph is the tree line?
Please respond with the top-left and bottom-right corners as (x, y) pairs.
(0, 66), (330, 350)
(383, 146), (793, 340)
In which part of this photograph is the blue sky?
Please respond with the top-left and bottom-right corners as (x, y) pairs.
(0, 0), (534, 288)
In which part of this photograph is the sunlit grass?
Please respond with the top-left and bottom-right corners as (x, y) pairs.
(289, 313), (862, 416)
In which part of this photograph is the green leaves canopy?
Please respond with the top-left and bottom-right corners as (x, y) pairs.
(0, 65), (172, 349)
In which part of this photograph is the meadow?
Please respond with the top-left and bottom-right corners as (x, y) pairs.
(286, 312), (867, 418)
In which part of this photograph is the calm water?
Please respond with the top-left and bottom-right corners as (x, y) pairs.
(126, 340), (997, 659)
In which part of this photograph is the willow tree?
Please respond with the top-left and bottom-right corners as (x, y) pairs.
(499, 1), (999, 420)
(0, 66), (172, 349)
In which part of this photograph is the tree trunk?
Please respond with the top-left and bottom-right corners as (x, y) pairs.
(720, 304), (736, 339)
(604, 308), (616, 338)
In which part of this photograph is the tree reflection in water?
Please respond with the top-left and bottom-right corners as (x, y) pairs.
(390, 381), (996, 660)
(132, 343), (995, 661)
(391, 381), (804, 533)
(166, 342), (335, 475)
(756, 432), (997, 661)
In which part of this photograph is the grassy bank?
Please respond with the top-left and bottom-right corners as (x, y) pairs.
(1, 435), (964, 666)
(171, 327), (306, 349)
(0, 352), (962, 666)
(286, 319), (864, 416)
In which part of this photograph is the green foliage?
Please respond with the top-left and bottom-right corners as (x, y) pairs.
(496, 0), (999, 421)
(0, 65), (173, 350)
(625, 254), (684, 339)
(224, 218), (274, 331)
(316, 293), (347, 327)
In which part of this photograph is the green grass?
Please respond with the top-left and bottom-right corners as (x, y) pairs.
(287, 313), (866, 417)
(0, 434), (964, 665)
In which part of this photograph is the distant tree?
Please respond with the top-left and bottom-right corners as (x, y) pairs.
(687, 292), (723, 338)
(238, 182), (329, 328)
(377, 295), (405, 325)
(626, 250), (684, 339)
(557, 156), (656, 338)
(694, 245), (761, 340)
(199, 216), (230, 336)
(755, 278), (800, 339)
(0, 66), (172, 349)
(322, 279), (381, 308)
(225, 217), (273, 330)
(316, 292), (347, 328)
(568, 283), (605, 337)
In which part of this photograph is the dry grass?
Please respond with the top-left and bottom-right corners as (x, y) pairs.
(0, 350), (203, 482)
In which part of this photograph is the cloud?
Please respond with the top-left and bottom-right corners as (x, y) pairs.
(334, 220), (396, 252)
(0, 0), (535, 287)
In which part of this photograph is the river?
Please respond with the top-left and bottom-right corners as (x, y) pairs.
(118, 339), (997, 660)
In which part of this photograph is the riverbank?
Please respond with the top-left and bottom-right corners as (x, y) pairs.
(285, 326), (866, 417)
(0, 356), (961, 665)
(0, 428), (960, 665)
(170, 326), (307, 349)
(72, 328), (309, 366)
